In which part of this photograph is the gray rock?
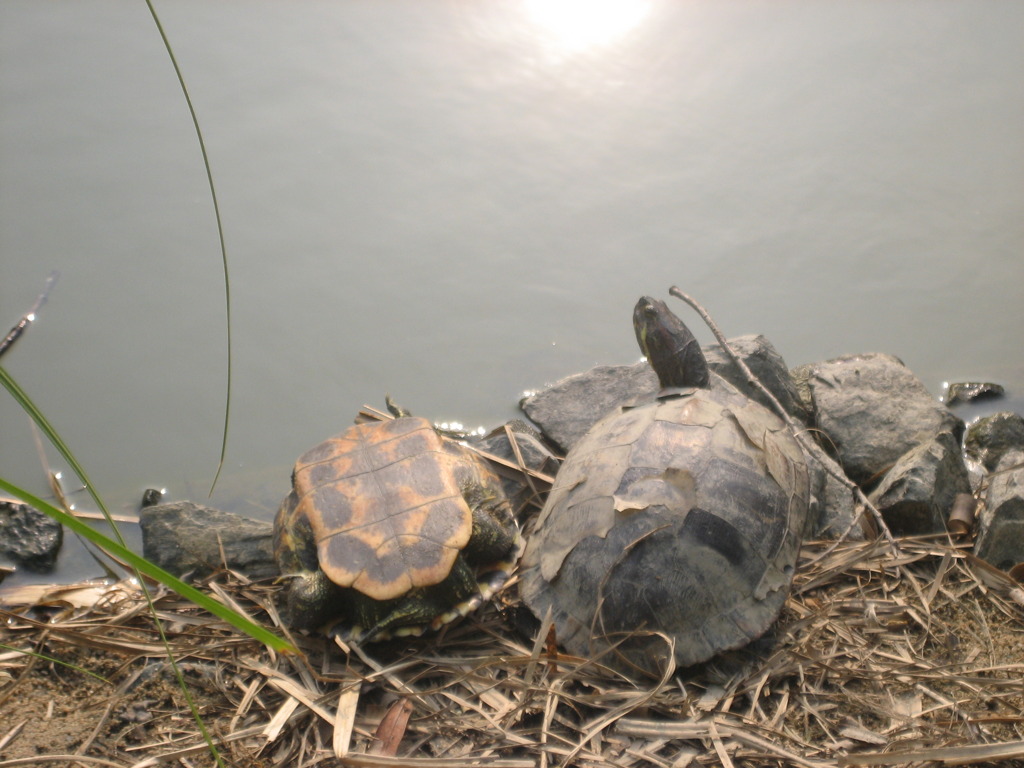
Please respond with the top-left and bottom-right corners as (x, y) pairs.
(470, 426), (562, 517)
(974, 449), (1024, 570)
(793, 353), (964, 487)
(965, 456), (987, 494)
(945, 381), (1004, 406)
(140, 488), (165, 508)
(964, 411), (1024, 472)
(520, 336), (800, 454)
(0, 498), (63, 571)
(867, 432), (971, 535)
(140, 501), (277, 580)
(520, 362), (657, 452)
(790, 363), (817, 423)
(810, 469), (866, 540)
(704, 334), (812, 426)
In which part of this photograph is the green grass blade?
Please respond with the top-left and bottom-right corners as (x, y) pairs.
(129, 12), (234, 753)
(0, 365), (122, 543)
(143, 0), (232, 496)
(0, 478), (293, 654)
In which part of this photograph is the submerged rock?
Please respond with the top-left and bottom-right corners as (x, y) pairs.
(944, 381), (1005, 406)
(140, 488), (165, 508)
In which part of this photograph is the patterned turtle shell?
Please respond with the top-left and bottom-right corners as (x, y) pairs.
(292, 416), (500, 598)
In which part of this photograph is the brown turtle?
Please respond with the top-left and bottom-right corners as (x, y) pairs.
(274, 402), (522, 640)
(520, 297), (811, 673)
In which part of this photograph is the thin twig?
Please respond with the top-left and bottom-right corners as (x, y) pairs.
(668, 286), (900, 555)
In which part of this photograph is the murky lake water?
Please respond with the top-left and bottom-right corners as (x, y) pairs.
(2, 1), (1022, 584)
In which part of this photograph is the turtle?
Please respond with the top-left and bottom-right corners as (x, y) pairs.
(519, 296), (811, 674)
(273, 401), (522, 640)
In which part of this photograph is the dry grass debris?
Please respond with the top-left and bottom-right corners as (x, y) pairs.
(1, 535), (1022, 767)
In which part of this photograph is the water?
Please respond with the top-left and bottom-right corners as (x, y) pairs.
(2, 1), (1022, 584)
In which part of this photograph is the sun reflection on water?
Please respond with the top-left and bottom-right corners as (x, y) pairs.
(521, 0), (652, 55)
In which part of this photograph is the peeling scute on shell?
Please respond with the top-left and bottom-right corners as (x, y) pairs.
(728, 400), (810, 582)
(628, 418), (706, 471)
(532, 437), (631, 580)
(658, 393), (724, 429)
(538, 496), (615, 582)
(584, 402), (656, 452)
(611, 466), (696, 515)
(730, 402), (803, 485)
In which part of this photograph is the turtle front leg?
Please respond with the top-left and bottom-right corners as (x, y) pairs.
(284, 568), (341, 630)
(465, 496), (521, 567)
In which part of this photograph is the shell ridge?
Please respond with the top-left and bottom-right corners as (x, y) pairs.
(308, 420), (469, 598)
(351, 443), (464, 593)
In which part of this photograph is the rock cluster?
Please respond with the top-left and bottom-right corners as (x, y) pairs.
(522, 339), (1023, 574)
(8, 339), (1020, 587)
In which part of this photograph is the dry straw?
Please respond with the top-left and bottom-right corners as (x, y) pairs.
(1, 533), (1022, 767)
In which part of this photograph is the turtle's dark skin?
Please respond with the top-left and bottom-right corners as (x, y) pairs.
(274, 402), (521, 640)
(633, 295), (709, 390)
(520, 296), (811, 673)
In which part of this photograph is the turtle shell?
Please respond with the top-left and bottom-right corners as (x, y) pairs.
(289, 416), (479, 600)
(520, 377), (810, 673)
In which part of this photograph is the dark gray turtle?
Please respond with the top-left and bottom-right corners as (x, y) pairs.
(520, 297), (810, 673)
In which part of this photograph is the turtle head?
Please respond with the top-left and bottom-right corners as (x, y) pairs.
(633, 296), (710, 390)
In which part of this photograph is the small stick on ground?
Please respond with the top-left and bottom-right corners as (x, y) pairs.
(668, 285), (899, 555)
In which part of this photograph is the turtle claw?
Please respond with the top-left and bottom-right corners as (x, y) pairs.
(384, 394), (411, 418)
